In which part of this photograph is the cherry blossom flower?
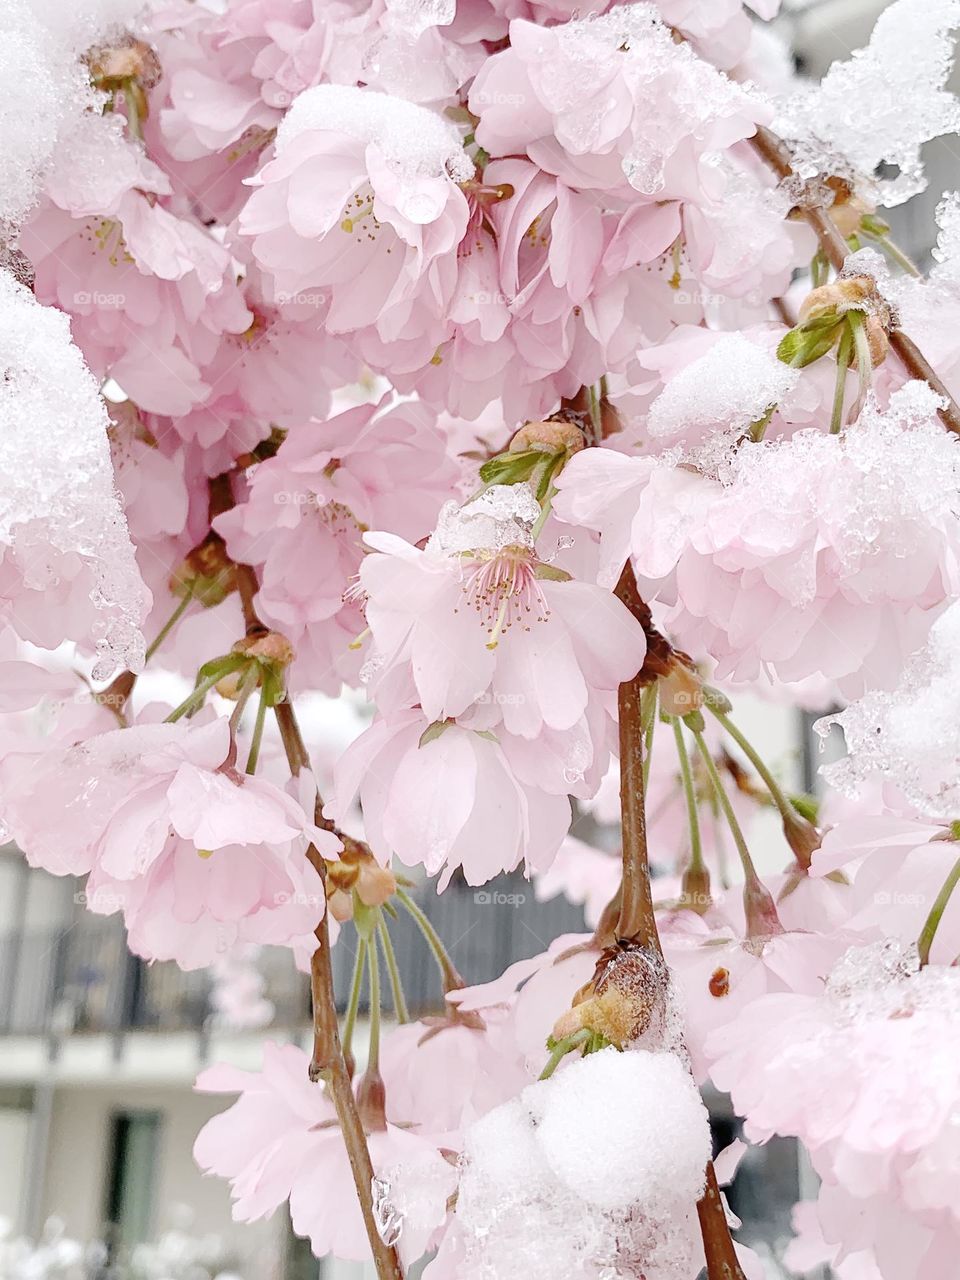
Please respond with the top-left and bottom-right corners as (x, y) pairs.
(240, 84), (472, 370)
(708, 940), (960, 1280)
(215, 394), (457, 691)
(194, 1041), (456, 1264)
(358, 486), (646, 736)
(470, 10), (762, 201)
(328, 707), (571, 885)
(555, 382), (960, 695)
(0, 718), (337, 967)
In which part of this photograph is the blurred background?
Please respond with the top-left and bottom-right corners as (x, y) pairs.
(1, 1), (956, 1278)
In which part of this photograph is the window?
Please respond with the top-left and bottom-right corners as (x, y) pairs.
(104, 1110), (162, 1251)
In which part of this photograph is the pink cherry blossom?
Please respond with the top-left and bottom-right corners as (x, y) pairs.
(240, 84), (472, 370)
(357, 504), (646, 737)
(328, 707), (571, 885)
(214, 394), (457, 691)
(708, 940), (960, 1280)
(0, 718), (337, 967)
(470, 11), (762, 201)
(194, 1041), (456, 1264)
(555, 382), (960, 695)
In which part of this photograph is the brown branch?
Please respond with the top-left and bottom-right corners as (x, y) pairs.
(613, 561), (663, 954)
(274, 696), (404, 1280)
(697, 1162), (746, 1280)
(750, 124), (960, 436)
(613, 559), (745, 1279)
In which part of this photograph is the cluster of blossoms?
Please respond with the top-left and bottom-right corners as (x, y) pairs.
(5, 0), (960, 1277)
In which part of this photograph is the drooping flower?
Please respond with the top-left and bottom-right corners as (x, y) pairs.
(214, 394), (457, 692)
(470, 10), (762, 201)
(554, 382), (960, 696)
(707, 940), (960, 1280)
(327, 707), (571, 886)
(239, 84), (472, 370)
(194, 1041), (456, 1264)
(0, 718), (337, 968)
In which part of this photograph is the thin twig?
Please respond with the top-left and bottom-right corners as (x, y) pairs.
(750, 124), (960, 435)
(613, 561), (663, 954)
(274, 698), (404, 1280)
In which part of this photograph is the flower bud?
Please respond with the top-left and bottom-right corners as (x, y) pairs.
(824, 177), (873, 239)
(356, 1066), (388, 1132)
(214, 669), (246, 700)
(356, 860), (397, 908)
(169, 535), (237, 607)
(327, 886), (354, 923)
(233, 631), (295, 667)
(798, 276), (877, 324)
(508, 420), (585, 455)
(551, 944), (670, 1049)
(659, 654), (703, 718)
(88, 35), (161, 91)
(679, 862), (712, 914)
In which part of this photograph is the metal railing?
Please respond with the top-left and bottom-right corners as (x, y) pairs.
(0, 873), (587, 1037)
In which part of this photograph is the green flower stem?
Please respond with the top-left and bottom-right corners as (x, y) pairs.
(228, 663), (260, 734)
(917, 854), (960, 966)
(165, 670), (226, 723)
(396, 887), (462, 993)
(144, 594), (192, 664)
(378, 916), (410, 1024)
(244, 686), (269, 775)
(672, 718), (704, 873)
(708, 701), (818, 869)
(830, 323), (854, 433)
(366, 926), (382, 1074)
(848, 310), (873, 408)
(341, 937), (368, 1067)
(691, 730), (758, 887)
(538, 1028), (591, 1080)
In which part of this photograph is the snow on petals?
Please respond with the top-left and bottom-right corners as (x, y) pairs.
(555, 382), (960, 697)
(194, 1041), (456, 1265)
(239, 84), (471, 370)
(0, 267), (149, 675)
(358, 484), (646, 737)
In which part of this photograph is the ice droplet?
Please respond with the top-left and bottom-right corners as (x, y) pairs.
(372, 1176), (404, 1246)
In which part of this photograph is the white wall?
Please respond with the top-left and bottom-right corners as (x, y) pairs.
(0, 1106), (31, 1224)
(38, 1084), (284, 1275)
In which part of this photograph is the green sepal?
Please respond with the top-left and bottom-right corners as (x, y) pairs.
(353, 897), (378, 943)
(681, 708), (706, 734)
(194, 652), (247, 686)
(777, 316), (844, 368)
(258, 662), (287, 708)
(701, 685), (733, 715)
(418, 719), (452, 749)
(788, 792), (820, 824)
(860, 213), (891, 237)
(534, 563), (573, 582)
(478, 448), (547, 487)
